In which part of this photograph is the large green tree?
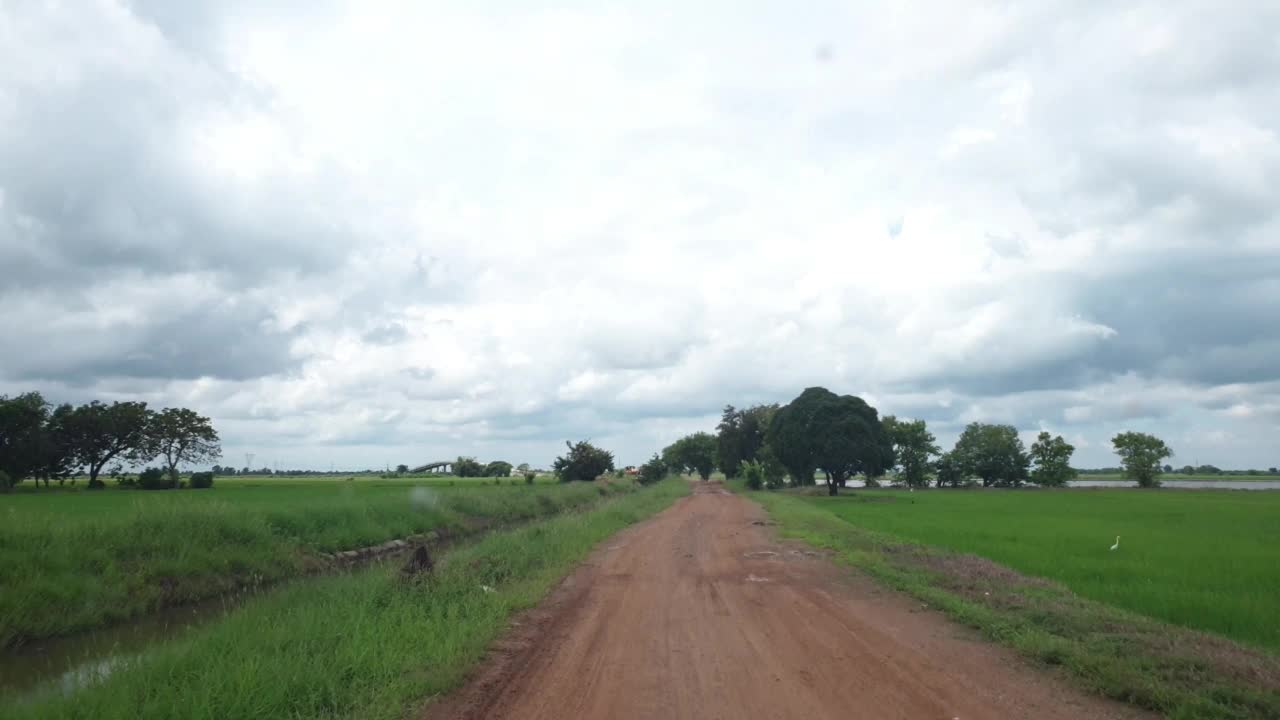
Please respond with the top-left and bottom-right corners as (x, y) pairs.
(1029, 431), (1076, 487)
(768, 387), (892, 495)
(60, 401), (154, 488)
(483, 460), (513, 477)
(663, 432), (717, 480)
(951, 422), (1029, 487)
(149, 407), (221, 482)
(715, 404), (777, 479)
(883, 416), (939, 489)
(933, 451), (967, 488)
(453, 456), (484, 477)
(552, 440), (615, 482)
(0, 392), (51, 487)
(1112, 431), (1172, 488)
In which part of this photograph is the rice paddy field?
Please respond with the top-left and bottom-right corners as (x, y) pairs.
(803, 489), (1280, 651)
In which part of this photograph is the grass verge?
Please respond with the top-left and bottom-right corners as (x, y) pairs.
(1, 480), (633, 647)
(4, 478), (688, 720)
(737, 485), (1280, 720)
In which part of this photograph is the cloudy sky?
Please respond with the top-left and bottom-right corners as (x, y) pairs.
(2, 1), (1278, 471)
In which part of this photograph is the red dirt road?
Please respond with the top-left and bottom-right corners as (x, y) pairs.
(428, 483), (1153, 720)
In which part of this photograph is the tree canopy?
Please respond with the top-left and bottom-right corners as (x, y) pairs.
(883, 416), (939, 489)
(951, 422), (1030, 487)
(768, 387), (892, 495)
(715, 404), (776, 479)
(483, 460), (513, 477)
(552, 440), (615, 482)
(1029, 431), (1076, 487)
(149, 407), (221, 481)
(1112, 432), (1173, 488)
(60, 401), (154, 488)
(663, 432), (717, 480)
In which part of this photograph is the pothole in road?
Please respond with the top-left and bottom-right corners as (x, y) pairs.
(744, 551), (780, 559)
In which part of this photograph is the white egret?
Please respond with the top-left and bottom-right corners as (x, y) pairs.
(1109, 536), (1120, 551)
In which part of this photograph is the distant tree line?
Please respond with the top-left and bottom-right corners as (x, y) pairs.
(0, 392), (220, 491)
(651, 386), (1190, 493)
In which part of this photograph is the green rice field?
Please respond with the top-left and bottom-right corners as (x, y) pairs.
(804, 489), (1280, 651)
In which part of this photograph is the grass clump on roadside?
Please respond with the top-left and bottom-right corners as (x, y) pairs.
(736, 484), (1280, 720)
(0, 480), (632, 648)
(4, 478), (688, 720)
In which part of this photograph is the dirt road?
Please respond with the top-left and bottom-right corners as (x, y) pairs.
(429, 483), (1152, 720)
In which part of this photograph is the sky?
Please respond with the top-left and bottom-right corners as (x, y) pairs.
(1, 0), (1278, 471)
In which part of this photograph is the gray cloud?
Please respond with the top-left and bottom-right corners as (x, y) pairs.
(1, 0), (1278, 470)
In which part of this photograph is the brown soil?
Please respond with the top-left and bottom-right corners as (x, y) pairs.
(426, 482), (1155, 720)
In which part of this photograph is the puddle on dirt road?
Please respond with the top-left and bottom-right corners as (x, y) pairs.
(0, 592), (252, 703)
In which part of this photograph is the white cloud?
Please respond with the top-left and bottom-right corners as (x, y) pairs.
(1, 0), (1278, 469)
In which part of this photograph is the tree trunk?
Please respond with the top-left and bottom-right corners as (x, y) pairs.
(827, 478), (838, 496)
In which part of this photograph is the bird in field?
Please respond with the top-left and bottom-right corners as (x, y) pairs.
(1109, 536), (1120, 551)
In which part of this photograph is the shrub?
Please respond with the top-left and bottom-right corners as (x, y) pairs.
(0, 470), (11, 493)
(759, 444), (786, 490)
(524, 471), (536, 485)
(137, 467), (175, 490)
(638, 453), (667, 486)
(190, 471), (214, 489)
(740, 460), (764, 490)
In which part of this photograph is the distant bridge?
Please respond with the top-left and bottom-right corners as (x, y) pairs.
(409, 461), (454, 474)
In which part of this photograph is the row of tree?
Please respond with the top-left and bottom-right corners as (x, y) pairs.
(656, 386), (1177, 494)
(0, 392), (221, 491)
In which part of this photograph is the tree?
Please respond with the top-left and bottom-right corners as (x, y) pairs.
(663, 432), (717, 480)
(951, 422), (1029, 487)
(638, 453), (667, 485)
(934, 451), (967, 488)
(453, 456), (484, 477)
(1029, 432), (1077, 487)
(1162, 464), (1173, 473)
(0, 392), (73, 487)
(60, 401), (153, 488)
(883, 416), (939, 489)
(552, 440), (615, 482)
(768, 387), (892, 496)
(484, 460), (513, 477)
(148, 408), (221, 483)
(715, 404), (777, 479)
(1179, 465), (1195, 475)
(1270, 467), (1278, 475)
(516, 463), (531, 473)
(1112, 432), (1172, 488)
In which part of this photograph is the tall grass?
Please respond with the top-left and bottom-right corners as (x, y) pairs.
(0, 481), (630, 647)
(3, 479), (688, 720)
(804, 489), (1280, 650)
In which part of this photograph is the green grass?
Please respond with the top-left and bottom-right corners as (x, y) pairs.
(3, 478), (688, 720)
(0, 478), (631, 647)
(806, 489), (1280, 650)
(740, 485), (1280, 720)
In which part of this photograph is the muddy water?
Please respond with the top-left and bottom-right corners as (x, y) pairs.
(0, 593), (249, 702)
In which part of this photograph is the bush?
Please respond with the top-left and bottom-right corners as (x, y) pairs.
(740, 460), (764, 490)
(0, 470), (11, 493)
(638, 453), (667, 486)
(137, 467), (175, 490)
(524, 471), (536, 485)
(190, 471), (214, 489)
(759, 444), (786, 490)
